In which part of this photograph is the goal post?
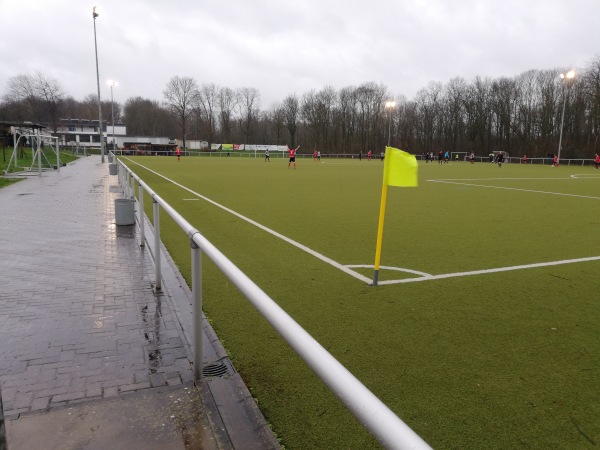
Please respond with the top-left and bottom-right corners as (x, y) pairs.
(450, 152), (468, 161)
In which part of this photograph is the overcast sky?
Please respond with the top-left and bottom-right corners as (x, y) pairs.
(1, 0), (598, 109)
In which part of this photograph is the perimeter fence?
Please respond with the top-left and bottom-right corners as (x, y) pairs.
(108, 149), (596, 166)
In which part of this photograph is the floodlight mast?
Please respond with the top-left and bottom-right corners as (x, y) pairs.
(557, 70), (575, 165)
(93, 6), (105, 163)
(107, 80), (118, 154)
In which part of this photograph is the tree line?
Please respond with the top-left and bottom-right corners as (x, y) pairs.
(1, 55), (599, 158)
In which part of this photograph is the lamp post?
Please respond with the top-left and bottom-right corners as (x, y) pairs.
(557, 70), (575, 165)
(385, 100), (396, 147)
(107, 80), (118, 155)
(93, 6), (105, 163)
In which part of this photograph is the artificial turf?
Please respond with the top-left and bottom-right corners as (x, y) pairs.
(121, 155), (600, 449)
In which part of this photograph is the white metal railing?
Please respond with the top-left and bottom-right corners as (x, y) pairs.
(423, 155), (595, 166)
(111, 153), (431, 450)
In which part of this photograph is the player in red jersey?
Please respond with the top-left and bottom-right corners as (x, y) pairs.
(367, 150), (372, 161)
(313, 150), (317, 162)
(594, 153), (599, 169)
(288, 145), (300, 169)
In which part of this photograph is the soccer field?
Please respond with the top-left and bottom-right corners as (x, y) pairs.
(122, 155), (600, 449)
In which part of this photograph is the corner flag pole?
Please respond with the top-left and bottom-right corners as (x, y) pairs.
(372, 147), (418, 286)
(372, 182), (388, 286)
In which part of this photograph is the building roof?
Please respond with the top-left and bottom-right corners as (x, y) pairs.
(0, 120), (46, 130)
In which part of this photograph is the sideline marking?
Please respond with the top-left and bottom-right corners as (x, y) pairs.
(377, 256), (600, 285)
(429, 176), (576, 181)
(123, 158), (371, 284)
(427, 180), (600, 200)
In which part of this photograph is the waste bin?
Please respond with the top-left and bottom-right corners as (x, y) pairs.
(109, 163), (118, 175)
(115, 198), (135, 225)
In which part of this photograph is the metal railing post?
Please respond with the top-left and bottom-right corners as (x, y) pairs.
(190, 231), (203, 381)
(127, 171), (132, 197)
(138, 183), (145, 247)
(152, 197), (162, 290)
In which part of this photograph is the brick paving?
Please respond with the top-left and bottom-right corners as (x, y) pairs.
(0, 156), (279, 449)
(0, 158), (195, 416)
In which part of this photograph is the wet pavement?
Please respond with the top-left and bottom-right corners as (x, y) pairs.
(0, 156), (279, 449)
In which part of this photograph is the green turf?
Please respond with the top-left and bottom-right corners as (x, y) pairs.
(0, 177), (21, 189)
(0, 147), (79, 174)
(121, 156), (600, 449)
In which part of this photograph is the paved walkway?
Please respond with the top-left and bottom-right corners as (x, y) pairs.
(0, 156), (279, 449)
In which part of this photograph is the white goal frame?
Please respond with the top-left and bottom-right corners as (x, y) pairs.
(5, 129), (61, 175)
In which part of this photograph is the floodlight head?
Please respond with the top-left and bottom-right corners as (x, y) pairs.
(385, 101), (396, 109)
(560, 70), (576, 80)
(93, 6), (99, 18)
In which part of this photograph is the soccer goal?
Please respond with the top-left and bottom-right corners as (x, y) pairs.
(5, 128), (62, 175)
(450, 152), (468, 161)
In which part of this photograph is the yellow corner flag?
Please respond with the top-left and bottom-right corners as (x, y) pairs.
(373, 147), (418, 285)
(383, 147), (418, 187)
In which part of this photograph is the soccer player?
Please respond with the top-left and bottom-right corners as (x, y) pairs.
(288, 145), (300, 169)
(313, 149), (317, 162)
(594, 153), (600, 169)
(317, 150), (321, 161)
(552, 154), (558, 167)
(496, 152), (504, 167)
(265, 149), (270, 162)
(367, 150), (372, 161)
(176, 147), (181, 161)
(522, 154), (528, 164)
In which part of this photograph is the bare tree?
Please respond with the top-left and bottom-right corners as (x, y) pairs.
(6, 74), (42, 122)
(217, 87), (237, 143)
(236, 87), (260, 145)
(163, 75), (199, 150)
(197, 83), (219, 147)
(33, 72), (65, 132)
(270, 104), (286, 144)
(282, 94), (299, 147)
(124, 96), (173, 136)
(582, 55), (600, 153)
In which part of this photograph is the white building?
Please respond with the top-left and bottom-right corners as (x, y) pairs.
(53, 118), (126, 148)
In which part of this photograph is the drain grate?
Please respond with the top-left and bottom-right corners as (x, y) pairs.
(202, 360), (233, 378)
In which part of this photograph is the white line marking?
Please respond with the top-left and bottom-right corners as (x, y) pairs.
(570, 174), (600, 179)
(427, 180), (600, 200)
(346, 264), (432, 277)
(429, 176), (600, 181)
(377, 256), (600, 285)
(429, 177), (574, 181)
(182, 198), (199, 201)
(124, 157), (372, 284)
(125, 158), (600, 286)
